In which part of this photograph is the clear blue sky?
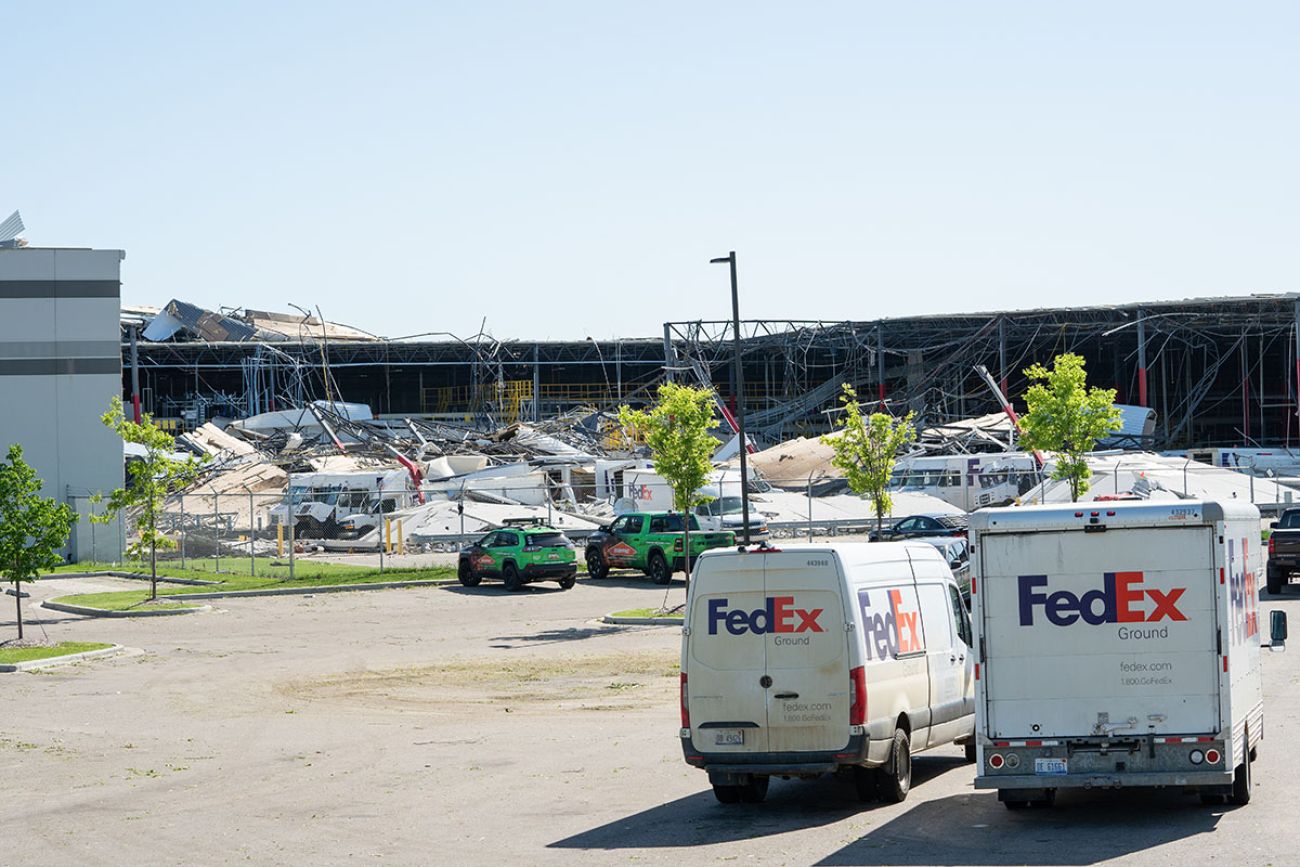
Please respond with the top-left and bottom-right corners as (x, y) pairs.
(7, 2), (1298, 339)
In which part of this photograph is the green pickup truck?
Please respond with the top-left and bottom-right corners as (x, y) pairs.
(585, 512), (735, 584)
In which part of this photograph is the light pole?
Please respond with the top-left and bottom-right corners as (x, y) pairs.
(709, 251), (752, 546)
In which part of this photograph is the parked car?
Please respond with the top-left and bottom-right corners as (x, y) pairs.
(457, 520), (577, 592)
(868, 512), (968, 542)
(1267, 508), (1300, 594)
(585, 512), (734, 584)
(913, 535), (970, 595)
(680, 541), (975, 804)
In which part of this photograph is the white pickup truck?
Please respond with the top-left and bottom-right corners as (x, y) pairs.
(969, 500), (1287, 808)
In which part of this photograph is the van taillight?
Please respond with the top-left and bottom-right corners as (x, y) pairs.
(849, 666), (867, 726)
(680, 673), (689, 728)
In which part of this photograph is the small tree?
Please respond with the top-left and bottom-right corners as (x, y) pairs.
(95, 397), (206, 600)
(618, 383), (719, 588)
(1018, 353), (1123, 501)
(821, 385), (917, 537)
(0, 445), (77, 640)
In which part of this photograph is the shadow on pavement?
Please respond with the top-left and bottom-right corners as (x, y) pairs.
(549, 756), (967, 851)
(816, 787), (1223, 866)
(488, 625), (640, 648)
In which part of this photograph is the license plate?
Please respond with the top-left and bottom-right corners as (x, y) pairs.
(547, 552), (559, 560)
(1035, 758), (1068, 775)
(714, 729), (745, 746)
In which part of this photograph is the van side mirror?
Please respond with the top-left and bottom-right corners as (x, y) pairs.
(1269, 610), (1288, 652)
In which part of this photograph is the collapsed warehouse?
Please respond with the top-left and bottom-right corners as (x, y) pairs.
(99, 294), (1300, 560)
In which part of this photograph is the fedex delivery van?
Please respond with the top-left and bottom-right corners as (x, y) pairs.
(969, 500), (1289, 809)
(680, 542), (975, 804)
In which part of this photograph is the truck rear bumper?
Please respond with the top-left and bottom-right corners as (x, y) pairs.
(976, 770), (1232, 790)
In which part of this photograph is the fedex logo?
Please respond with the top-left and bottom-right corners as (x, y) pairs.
(858, 588), (924, 661)
(707, 596), (824, 636)
(1019, 572), (1187, 626)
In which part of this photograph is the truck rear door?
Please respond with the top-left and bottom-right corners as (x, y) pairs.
(979, 526), (1220, 738)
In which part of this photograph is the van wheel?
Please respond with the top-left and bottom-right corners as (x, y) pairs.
(586, 549), (609, 580)
(1231, 745), (1252, 806)
(964, 742), (977, 764)
(712, 784), (742, 804)
(648, 551), (671, 585)
(503, 563), (524, 593)
(457, 560), (481, 587)
(876, 729), (912, 803)
(852, 766), (878, 802)
(558, 574), (575, 590)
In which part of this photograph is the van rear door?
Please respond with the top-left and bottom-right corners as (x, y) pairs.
(762, 551), (851, 753)
(687, 553), (770, 753)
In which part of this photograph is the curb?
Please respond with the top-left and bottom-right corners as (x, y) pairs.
(40, 571), (220, 586)
(41, 600), (210, 618)
(601, 614), (684, 626)
(158, 578), (457, 601)
(0, 644), (127, 672)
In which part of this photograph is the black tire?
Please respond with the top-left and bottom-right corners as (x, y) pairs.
(712, 784), (742, 804)
(853, 766), (878, 802)
(586, 549), (609, 580)
(1200, 792), (1227, 805)
(740, 775), (769, 803)
(648, 551), (672, 585)
(876, 729), (912, 803)
(457, 559), (481, 587)
(964, 742), (977, 764)
(1038, 788), (1057, 808)
(558, 574), (575, 590)
(503, 562), (524, 593)
(1231, 745), (1252, 806)
(1267, 568), (1283, 595)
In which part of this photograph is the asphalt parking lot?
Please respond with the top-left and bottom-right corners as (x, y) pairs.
(4, 573), (1300, 866)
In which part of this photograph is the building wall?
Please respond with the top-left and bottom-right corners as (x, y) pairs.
(0, 248), (125, 562)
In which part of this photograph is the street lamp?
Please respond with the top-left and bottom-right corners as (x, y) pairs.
(709, 251), (752, 546)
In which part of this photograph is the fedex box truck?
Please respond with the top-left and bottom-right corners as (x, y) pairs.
(969, 500), (1288, 809)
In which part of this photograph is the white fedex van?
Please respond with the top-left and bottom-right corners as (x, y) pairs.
(969, 500), (1289, 809)
(680, 542), (975, 804)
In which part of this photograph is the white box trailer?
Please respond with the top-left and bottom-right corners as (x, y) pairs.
(969, 500), (1288, 808)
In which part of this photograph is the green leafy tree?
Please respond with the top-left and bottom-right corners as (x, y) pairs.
(821, 385), (917, 537)
(618, 383), (719, 587)
(1018, 353), (1123, 501)
(0, 445), (77, 640)
(95, 397), (207, 599)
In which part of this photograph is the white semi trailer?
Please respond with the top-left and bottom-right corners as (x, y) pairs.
(969, 500), (1287, 808)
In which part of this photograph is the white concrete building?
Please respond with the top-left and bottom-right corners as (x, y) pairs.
(0, 247), (125, 561)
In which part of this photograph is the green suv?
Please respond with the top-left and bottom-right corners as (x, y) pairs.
(458, 520), (578, 592)
(585, 512), (735, 584)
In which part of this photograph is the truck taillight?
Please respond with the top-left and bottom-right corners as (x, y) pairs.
(849, 665), (867, 726)
(1269, 535), (1276, 556)
(674, 538), (683, 552)
(680, 673), (689, 728)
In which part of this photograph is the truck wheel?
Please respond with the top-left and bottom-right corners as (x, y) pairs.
(322, 516), (339, 539)
(586, 549), (609, 580)
(740, 775), (769, 803)
(457, 560), (481, 587)
(712, 784), (742, 804)
(1267, 568), (1283, 595)
(503, 562), (524, 593)
(876, 729), (912, 803)
(1231, 745), (1252, 806)
(648, 551), (671, 585)
(558, 574), (575, 590)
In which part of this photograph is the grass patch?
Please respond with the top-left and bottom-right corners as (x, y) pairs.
(0, 642), (113, 664)
(609, 607), (683, 619)
(48, 558), (457, 611)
